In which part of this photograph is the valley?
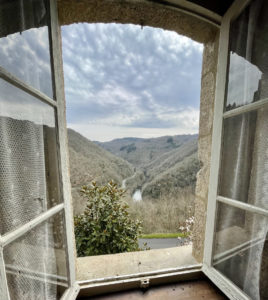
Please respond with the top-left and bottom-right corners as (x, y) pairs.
(68, 129), (199, 234)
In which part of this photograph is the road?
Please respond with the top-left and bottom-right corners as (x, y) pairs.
(138, 238), (186, 250)
(121, 171), (138, 189)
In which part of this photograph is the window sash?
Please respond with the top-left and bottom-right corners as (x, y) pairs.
(0, 0), (77, 299)
(0, 67), (57, 108)
(203, 0), (267, 299)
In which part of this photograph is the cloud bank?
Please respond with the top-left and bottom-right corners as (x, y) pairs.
(62, 23), (203, 141)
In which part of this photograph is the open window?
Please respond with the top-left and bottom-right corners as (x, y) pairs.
(203, 0), (268, 299)
(0, 0), (77, 299)
(0, 0), (267, 299)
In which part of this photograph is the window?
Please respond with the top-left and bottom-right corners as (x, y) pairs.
(0, 0), (76, 299)
(203, 1), (268, 299)
(1, 0), (267, 299)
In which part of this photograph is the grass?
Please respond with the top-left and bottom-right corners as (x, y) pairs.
(139, 232), (188, 239)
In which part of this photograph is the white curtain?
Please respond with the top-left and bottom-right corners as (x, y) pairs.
(0, 117), (58, 300)
(217, 1), (268, 299)
(0, 1), (60, 299)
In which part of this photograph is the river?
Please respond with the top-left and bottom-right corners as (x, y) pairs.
(121, 172), (143, 202)
(132, 189), (142, 202)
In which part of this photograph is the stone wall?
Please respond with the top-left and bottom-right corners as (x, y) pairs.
(192, 32), (219, 262)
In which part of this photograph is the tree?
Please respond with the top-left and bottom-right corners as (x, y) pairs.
(74, 181), (142, 256)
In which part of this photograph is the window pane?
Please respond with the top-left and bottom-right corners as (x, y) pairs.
(213, 202), (268, 300)
(0, 79), (62, 234)
(218, 107), (268, 210)
(3, 212), (68, 300)
(225, 0), (268, 111)
(0, 0), (53, 98)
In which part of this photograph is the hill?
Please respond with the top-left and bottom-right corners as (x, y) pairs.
(97, 134), (198, 168)
(68, 130), (199, 233)
(98, 135), (199, 198)
(67, 129), (134, 214)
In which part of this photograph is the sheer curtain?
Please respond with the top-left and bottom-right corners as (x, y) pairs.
(216, 1), (268, 299)
(0, 0), (62, 299)
(0, 117), (58, 300)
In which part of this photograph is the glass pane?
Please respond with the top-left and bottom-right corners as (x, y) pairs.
(213, 202), (268, 300)
(226, 0), (268, 110)
(0, 0), (53, 98)
(0, 79), (62, 234)
(3, 212), (68, 300)
(218, 107), (268, 210)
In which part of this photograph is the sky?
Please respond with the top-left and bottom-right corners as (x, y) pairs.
(62, 23), (203, 141)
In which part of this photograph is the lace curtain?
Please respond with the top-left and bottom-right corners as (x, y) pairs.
(0, 0), (65, 299)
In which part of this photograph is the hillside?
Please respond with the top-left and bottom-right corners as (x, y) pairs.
(68, 130), (199, 232)
(97, 134), (198, 168)
(67, 129), (134, 214)
(98, 135), (199, 198)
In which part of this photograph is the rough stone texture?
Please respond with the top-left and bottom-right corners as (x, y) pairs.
(192, 32), (219, 262)
(58, 0), (217, 44)
(198, 72), (215, 137)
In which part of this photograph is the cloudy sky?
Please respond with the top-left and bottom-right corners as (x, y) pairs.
(62, 23), (203, 141)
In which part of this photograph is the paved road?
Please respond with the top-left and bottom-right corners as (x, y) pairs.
(138, 238), (186, 250)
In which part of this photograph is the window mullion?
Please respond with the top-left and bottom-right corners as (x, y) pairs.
(0, 66), (57, 108)
(0, 249), (11, 300)
(49, 0), (77, 288)
(223, 97), (268, 119)
(1, 203), (64, 247)
(217, 196), (268, 217)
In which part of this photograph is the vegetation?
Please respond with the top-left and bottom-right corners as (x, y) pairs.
(68, 129), (134, 188)
(126, 187), (195, 234)
(142, 156), (200, 199)
(68, 129), (134, 215)
(98, 134), (197, 167)
(140, 232), (188, 239)
(120, 143), (137, 153)
(68, 130), (199, 245)
(74, 181), (142, 257)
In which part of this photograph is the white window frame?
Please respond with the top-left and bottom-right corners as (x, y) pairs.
(203, 0), (268, 299)
(3, 1), (268, 299)
(0, 0), (78, 299)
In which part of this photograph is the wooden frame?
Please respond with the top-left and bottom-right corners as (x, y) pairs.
(49, 0), (77, 291)
(203, 0), (268, 299)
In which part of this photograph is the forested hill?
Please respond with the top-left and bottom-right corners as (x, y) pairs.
(96, 134), (198, 168)
(68, 129), (134, 187)
(96, 134), (199, 198)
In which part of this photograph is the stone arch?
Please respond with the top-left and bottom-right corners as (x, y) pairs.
(58, 0), (217, 43)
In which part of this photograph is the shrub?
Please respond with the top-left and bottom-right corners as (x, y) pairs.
(74, 181), (142, 257)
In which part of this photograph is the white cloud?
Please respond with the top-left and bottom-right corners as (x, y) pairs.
(62, 23), (203, 140)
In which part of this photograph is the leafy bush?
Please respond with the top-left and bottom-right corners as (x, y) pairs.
(74, 181), (142, 257)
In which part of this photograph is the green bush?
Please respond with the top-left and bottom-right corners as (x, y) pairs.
(74, 181), (142, 257)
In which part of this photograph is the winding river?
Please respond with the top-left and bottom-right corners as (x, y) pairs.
(121, 172), (143, 202)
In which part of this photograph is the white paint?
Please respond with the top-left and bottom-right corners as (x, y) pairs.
(132, 189), (142, 202)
